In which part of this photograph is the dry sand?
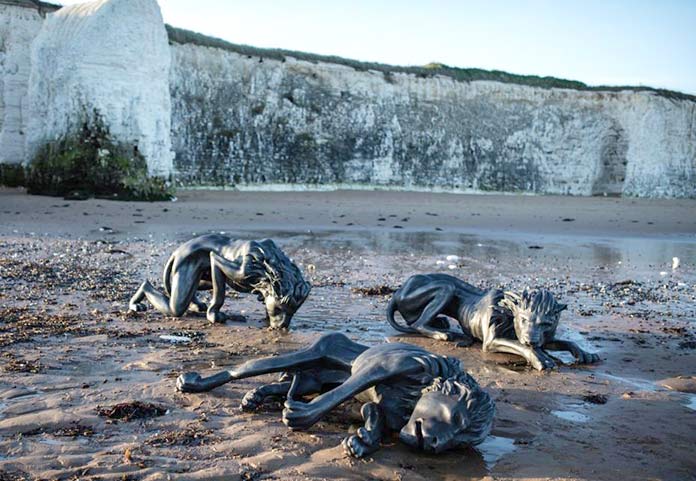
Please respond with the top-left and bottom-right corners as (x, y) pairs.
(0, 188), (695, 481)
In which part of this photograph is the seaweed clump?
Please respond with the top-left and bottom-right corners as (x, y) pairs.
(97, 401), (167, 422)
(23, 110), (173, 201)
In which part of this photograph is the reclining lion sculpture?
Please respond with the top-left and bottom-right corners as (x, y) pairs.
(387, 273), (600, 370)
(176, 332), (495, 458)
(129, 234), (311, 329)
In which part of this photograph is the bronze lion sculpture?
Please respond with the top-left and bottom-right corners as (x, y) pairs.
(129, 234), (311, 329)
(387, 273), (600, 370)
(176, 332), (495, 458)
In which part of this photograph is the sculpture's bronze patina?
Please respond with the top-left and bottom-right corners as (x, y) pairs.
(176, 333), (495, 458)
(387, 274), (600, 370)
(129, 234), (311, 328)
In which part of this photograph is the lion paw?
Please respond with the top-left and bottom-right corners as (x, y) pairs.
(176, 372), (203, 393)
(531, 353), (556, 371)
(189, 301), (207, 313)
(431, 331), (453, 341)
(455, 336), (475, 347)
(577, 350), (601, 365)
(128, 302), (147, 312)
(241, 389), (265, 411)
(342, 434), (377, 458)
(206, 311), (227, 324)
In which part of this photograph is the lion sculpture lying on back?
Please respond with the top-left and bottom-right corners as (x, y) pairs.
(129, 234), (311, 329)
(387, 273), (600, 370)
(176, 332), (495, 458)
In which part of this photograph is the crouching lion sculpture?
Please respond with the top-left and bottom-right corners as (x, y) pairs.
(176, 332), (495, 458)
(387, 273), (600, 370)
(129, 234), (311, 329)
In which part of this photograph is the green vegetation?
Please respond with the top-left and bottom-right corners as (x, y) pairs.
(166, 25), (695, 103)
(0, 163), (26, 187)
(11, 110), (174, 201)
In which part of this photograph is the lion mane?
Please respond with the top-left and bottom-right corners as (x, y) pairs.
(244, 239), (311, 306)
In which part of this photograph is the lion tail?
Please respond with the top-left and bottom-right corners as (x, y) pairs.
(386, 295), (417, 334)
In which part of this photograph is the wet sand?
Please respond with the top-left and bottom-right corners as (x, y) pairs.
(0, 188), (695, 481)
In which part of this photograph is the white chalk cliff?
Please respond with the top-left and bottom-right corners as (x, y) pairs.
(0, 0), (694, 197)
(170, 46), (696, 198)
(25, 0), (173, 175)
(0, 2), (48, 165)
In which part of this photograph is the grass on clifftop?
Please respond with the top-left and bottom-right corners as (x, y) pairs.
(166, 25), (695, 103)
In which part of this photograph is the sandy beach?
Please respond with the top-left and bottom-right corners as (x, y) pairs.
(0, 187), (695, 481)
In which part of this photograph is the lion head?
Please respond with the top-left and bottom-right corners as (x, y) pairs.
(499, 289), (566, 347)
(399, 371), (495, 453)
(244, 239), (311, 329)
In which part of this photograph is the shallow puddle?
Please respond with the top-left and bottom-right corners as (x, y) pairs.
(476, 435), (517, 470)
(552, 410), (590, 423)
(684, 395), (696, 412)
(597, 373), (662, 393)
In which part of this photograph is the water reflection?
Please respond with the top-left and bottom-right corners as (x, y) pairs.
(192, 228), (696, 278)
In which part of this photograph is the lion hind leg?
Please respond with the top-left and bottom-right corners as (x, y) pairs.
(177, 333), (363, 394)
(129, 280), (175, 315)
(410, 285), (457, 341)
(242, 369), (340, 412)
(241, 381), (292, 411)
(140, 282), (176, 316)
(134, 263), (200, 318)
(128, 280), (151, 312)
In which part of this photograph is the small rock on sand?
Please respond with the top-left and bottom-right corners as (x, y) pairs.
(657, 376), (696, 394)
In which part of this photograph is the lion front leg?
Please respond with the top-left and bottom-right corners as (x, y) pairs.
(484, 338), (556, 371)
(207, 252), (244, 323)
(283, 363), (398, 431)
(544, 339), (600, 365)
(342, 402), (385, 458)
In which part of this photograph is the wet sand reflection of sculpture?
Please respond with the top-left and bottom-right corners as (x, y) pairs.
(176, 333), (495, 458)
(129, 234), (311, 328)
(387, 274), (600, 370)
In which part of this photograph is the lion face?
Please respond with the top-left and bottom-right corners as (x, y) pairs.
(399, 375), (494, 453)
(507, 289), (566, 347)
(400, 390), (472, 453)
(264, 281), (311, 329)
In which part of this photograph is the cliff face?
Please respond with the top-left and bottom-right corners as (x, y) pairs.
(25, 0), (173, 175)
(170, 44), (695, 197)
(1, 0), (694, 197)
(0, 3), (49, 165)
